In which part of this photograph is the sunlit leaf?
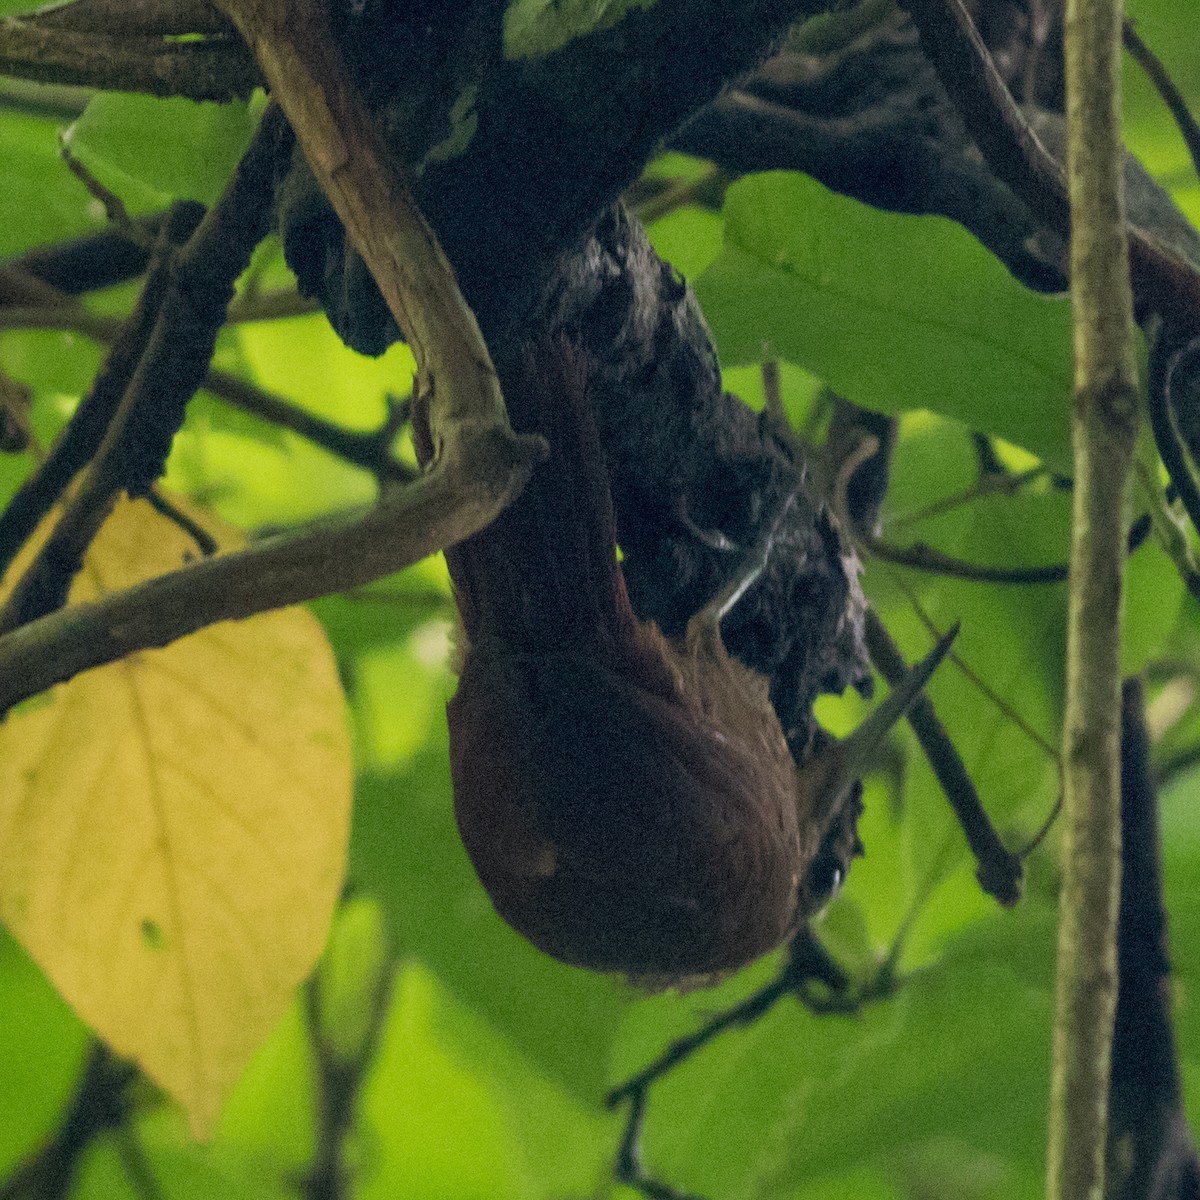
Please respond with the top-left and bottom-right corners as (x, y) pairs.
(0, 496), (352, 1136)
(695, 172), (1075, 468)
(358, 961), (612, 1200)
(65, 95), (258, 209)
(503, 0), (656, 59)
(0, 932), (89, 1177)
(351, 751), (629, 1106)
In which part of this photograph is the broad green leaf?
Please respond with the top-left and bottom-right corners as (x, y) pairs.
(164, 315), (417, 528)
(234, 315), (413, 430)
(354, 964), (526, 1199)
(65, 95), (258, 209)
(612, 901), (1057, 1199)
(503, 0), (655, 59)
(359, 962), (614, 1198)
(0, 932), (89, 1177)
(351, 749), (629, 1107)
(0, 112), (100, 255)
(695, 173), (1074, 468)
(646, 206), (724, 282)
(0, 496), (352, 1136)
(1123, 537), (1186, 673)
(75, 1137), (272, 1200)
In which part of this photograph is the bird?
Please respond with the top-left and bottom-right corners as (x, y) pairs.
(427, 338), (954, 984)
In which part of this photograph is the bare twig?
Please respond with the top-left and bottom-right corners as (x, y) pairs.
(865, 511), (1151, 585)
(885, 466), (1046, 531)
(0, 1045), (137, 1200)
(0, 0), (545, 713)
(0, 14), (262, 100)
(605, 931), (893, 1200)
(866, 534), (1070, 584)
(58, 134), (142, 244)
(144, 487), (218, 557)
(0, 300), (410, 479)
(0, 203), (205, 579)
(8, 213), (165, 295)
(864, 608), (1024, 905)
(203, 368), (416, 480)
(300, 965), (393, 1200)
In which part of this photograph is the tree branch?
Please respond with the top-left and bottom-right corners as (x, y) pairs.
(901, 0), (1200, 335)
(864, 608), (1024, 906)
(0, 12), (260, 100)
(0, 0), (547, 713)
(209, 0), (541, 475)
(1046, 0), (1140, 1191)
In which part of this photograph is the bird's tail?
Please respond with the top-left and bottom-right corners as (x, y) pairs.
(436, 339), (643, 659)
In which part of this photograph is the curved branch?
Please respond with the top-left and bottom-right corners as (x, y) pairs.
(0, 443), (526, 715)
(900, 0), (1200, 335)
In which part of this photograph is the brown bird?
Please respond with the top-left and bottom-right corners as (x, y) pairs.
(431, 340), (953, 984)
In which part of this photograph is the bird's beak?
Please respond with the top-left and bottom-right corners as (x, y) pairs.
(798, 621), (960, 830)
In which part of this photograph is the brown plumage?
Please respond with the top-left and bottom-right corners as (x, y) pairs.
(427, 340), (954, 983)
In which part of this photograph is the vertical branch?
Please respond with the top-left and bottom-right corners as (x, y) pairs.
(1046, 0), (1140, 1192)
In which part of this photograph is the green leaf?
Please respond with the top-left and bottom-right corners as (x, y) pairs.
(358, 962), (613, 1199)
(503, 0), (656, 59)
(65, 95), (258, 209)
(0, 933), (89, 1178)
(646, 206), (724, 282)
(613, 901), (1057, 1199)
(695, 173), (1075, 468)
(0, 112), (99, 255)
(350, 748), (629, 1108)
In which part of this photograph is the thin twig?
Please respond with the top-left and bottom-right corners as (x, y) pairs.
(630, 163), (723, 225)
(866, 534), (1069, 584)
(865, 607), (1024, 906)
(8, 213), (164, 295)
(144, 488), (218, 557)
(203, 367), (416, 480)
(0, 108), (289, 631)
(0, 1044), (136, 1200)
(885, 466), (1046, 532)
(0, 204), (203, 579)
(894, 571), (1062, 762)
(867, 509), (1152, 585)
(113, 1130), (168, 1200)
(58, 133), (143, 244)
(604, 931), (889, 1200)
(0, 302), (413, 479)
(0, 12), (262, 100)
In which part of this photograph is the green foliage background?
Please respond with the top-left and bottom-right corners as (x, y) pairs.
(1, 1), (1199, 1196)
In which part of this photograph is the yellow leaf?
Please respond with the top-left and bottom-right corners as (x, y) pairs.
(0, 495), (353, 1137)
